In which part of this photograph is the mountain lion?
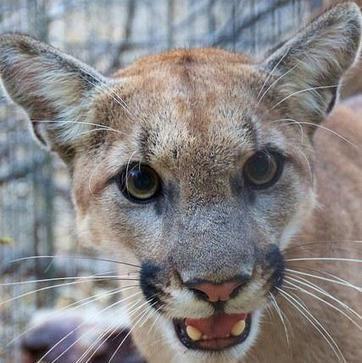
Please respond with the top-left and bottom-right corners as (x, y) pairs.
(1, 2), (361, 362)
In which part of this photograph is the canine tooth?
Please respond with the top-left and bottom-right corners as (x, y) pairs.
(186, 325), (202, 341)
(231, 320), (246, 337)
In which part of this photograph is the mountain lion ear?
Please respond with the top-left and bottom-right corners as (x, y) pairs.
(259, 2), (362, 128)
(0, 33), (108, 162)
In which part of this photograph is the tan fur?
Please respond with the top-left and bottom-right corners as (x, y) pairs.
(0, 3), (361, 363)
(319, 0), (362, 98)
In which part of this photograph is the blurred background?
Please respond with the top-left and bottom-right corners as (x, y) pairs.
(0, 0), (331, 361)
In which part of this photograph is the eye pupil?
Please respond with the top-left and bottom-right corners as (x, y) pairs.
(119, 163), (161, 202)
(130, 169), (155, 193)
(244, 150), (282, 188)
(248, 153), (271, 178)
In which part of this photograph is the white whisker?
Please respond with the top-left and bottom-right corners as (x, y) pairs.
(125, 150), (139, 192)
(287, 257), (362, 263)
(257, 47), (291, 103)
(257, 63), (298, 105)
(10, 255), (140, 269)
(277, 288), (346, 362)
(7, 285), (138, 347)
(269, 293), (290, 346)
(284, 279), (361, 330)
(147, 305), (163, 336)
(272, 117), (305, 144)
(285, 274), (361, 320)
(77, 297), (147, 363)
(0, 273), (138, 287)
(272, 118), (358, 148)
(41, 292), (142, 363)
(1, 276), (138, 307)
(108, 300), (158, 363)
(271, 84), (338, 110)
(284, 240), (362, 254)
(285, 268), (361, 292)
(32, 119), (127, 138)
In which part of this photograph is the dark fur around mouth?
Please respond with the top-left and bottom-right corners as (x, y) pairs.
(264, 244), (285, 293)
(140, 261), (166, 310)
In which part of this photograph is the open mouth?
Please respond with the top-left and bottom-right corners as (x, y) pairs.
(173, 313), (252, 351)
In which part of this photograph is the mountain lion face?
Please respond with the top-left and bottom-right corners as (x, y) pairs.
(0, 3), (361, 363)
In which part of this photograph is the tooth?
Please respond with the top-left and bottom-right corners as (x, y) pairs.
(231, 320), (246, 337)
(186, 325), (203, 341)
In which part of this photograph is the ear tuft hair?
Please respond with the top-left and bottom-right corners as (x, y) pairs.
(0, 33), (108, 161)
(259, 2), (362, 126)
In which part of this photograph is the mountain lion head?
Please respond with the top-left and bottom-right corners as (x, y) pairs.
(1, 3), (361, 363)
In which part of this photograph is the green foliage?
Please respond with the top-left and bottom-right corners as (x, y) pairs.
(0, 236), (14, 245)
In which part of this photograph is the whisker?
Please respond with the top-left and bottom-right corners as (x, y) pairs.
(271, 84), (338, 110)
(289, 144), (313, 183)
(257, 63), (298, 105)
(286, 257), (362, 263)
(0, 273), (138, 287)
(265, 304), (274, 321)
(80, 324), (118, 363)
(80, 74), (146, 126)
(256, 47), (292, 103)
(271, 118), (358, 149)
(277, 288), (346, 362)
(40, 292), (142, 363)
(81, 298), (155, 363)
(78, 74), (133, 117)
(285, 274), (361, 320)
(284, 240), (362, 253)
(272, 117), (305, 144)
(269, 293), (290, 346)
(108, 300), (158, 363)
(125, 150), (139, 192)
(284, 279), (361, 330)
(31, 119), (127, 138)
(7, 285), (139, 346)
(1, 277), (139, 306)
(285, 268), (361, 292)
(140, 302), (158, 328)
(10, 255), (141, 269)
(147, 305), (163, 336)
(77, 297), (146, 363)
(75, 127), (126, 138)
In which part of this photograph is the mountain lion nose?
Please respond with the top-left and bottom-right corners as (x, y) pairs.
(188, 278), (247, 302)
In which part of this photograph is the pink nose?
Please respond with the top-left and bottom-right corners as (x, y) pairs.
(191, 281), (243, 302)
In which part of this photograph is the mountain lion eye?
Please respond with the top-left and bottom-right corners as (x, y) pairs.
(118, 163), (161, 202)
(243, 151), (283, 189)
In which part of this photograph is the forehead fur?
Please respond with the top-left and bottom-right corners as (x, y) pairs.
(92, 49), (272, 169)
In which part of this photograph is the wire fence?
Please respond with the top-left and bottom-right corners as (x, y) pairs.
(0, 0), (323, 361)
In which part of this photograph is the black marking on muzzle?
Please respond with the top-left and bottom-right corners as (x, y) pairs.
(140, 261), (165, 311)
(265, 244), (285, 291)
